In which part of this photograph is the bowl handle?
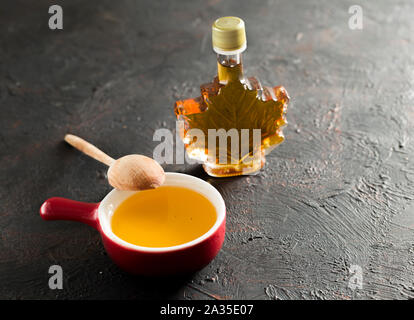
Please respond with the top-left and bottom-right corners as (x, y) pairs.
(40, 197), (99, 230)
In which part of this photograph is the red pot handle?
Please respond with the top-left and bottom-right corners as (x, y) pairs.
(40, 197), (99, 230)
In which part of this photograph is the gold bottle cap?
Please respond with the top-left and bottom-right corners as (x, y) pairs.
(212, 16), (247, 54)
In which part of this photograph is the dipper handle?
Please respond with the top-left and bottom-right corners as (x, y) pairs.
(64, 134), (115, 167)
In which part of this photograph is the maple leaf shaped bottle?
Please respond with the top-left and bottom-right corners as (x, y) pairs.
(174, 16), (289, 177)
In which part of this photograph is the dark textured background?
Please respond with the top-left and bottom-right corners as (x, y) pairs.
(1, 0), (414, 299)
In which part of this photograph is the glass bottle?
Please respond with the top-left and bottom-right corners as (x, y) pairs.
(174, 17), (289, 177)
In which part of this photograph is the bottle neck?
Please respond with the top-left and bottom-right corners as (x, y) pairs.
(217, 52), (244, 84)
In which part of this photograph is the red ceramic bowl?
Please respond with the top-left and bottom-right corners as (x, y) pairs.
(40, 172), (226, 275)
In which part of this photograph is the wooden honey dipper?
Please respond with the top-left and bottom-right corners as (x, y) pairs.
(64, 134), (165, 191)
